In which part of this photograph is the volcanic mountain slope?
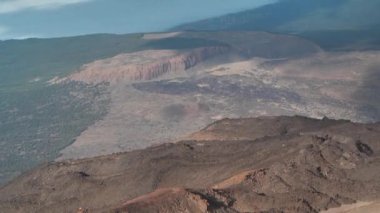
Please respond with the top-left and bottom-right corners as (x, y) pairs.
(59, 39), (380, 160)
(1, 116), (380, 212)
(2, 30), (380, 187)
(174, 0), (380, 51)
(0, 30), (324, 185)
(57, 31), (326, 160)
(175, 0), (380, 32)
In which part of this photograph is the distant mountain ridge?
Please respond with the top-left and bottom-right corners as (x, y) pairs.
(174, 0), (380, 50)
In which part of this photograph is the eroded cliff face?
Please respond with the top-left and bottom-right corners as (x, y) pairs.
(69, 46), (229, 84)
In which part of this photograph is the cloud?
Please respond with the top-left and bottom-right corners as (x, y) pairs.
(0, 26), (9, 39)
(0, 26), (8, 34)
(0, 0), (93, 14)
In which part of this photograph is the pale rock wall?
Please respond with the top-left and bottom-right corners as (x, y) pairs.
(69, 46), (230, 84)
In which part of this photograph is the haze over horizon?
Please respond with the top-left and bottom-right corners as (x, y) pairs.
(0, 0), (275, 40)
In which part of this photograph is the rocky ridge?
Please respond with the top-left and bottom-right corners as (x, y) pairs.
(1, 116), (380, 212)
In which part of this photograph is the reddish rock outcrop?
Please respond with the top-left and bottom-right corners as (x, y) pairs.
(116, 188), (209, 213)
(69, 46), (229, 84)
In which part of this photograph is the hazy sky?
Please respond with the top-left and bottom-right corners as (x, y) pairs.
(0, 0), (276, 40)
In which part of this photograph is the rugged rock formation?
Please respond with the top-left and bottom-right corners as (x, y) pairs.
(69, 46), (229, 84)
(1, 116), (380, 212)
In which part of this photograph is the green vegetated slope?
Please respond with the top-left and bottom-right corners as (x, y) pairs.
(174, 0), (380, 51)
(0, 82), (109, 184)
(0, 34), (141, 184)
(0, 33), (152, 184)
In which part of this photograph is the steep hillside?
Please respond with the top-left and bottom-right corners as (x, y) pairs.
(1, 116), (380, 212)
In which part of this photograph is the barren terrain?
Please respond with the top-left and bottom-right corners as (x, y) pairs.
(59, 32), (380, 159)
(2, 116), (380, 212)
(2, 31), (380, 188)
